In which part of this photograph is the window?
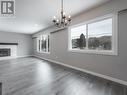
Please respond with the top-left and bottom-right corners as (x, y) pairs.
(88, 18), (112, 50)
(69, 14), (118, 55)
(37, 34), (50, 53)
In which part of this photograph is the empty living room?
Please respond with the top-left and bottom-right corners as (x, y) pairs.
(0, 0), (127, 95)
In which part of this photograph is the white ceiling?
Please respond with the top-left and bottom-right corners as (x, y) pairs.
(0, 0), (110, 34)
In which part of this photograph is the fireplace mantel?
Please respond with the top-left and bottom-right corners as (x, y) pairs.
(0, 43), (18, 45)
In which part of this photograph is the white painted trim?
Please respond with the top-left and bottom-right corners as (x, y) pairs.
(0, 55), (33, 61)
(17, 55), (34, 58)
(68, 49), (117, 56)
(36, 51), (50, 54)
(34, 55), (127, 86)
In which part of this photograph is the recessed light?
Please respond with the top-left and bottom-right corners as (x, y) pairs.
(34, 24), (38, 27)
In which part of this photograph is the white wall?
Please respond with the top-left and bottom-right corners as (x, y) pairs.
(33, 0), (127, 83)
(0, 32), (33, 57)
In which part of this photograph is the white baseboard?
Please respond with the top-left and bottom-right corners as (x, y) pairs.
(34, 55), (127, 86)
(17, 55), (34, 58)
(0, 55), (33, 61)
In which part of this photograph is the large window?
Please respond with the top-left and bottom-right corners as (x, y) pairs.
(37, 34), (50, 53)
(69, 14), (118, 55)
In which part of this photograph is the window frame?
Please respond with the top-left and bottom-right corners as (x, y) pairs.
(37, 34), (50, 54)
(68, 13), (118, 55)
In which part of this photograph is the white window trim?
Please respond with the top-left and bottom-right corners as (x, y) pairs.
(36, 33), (50, 54)
(68, 13), (118, 55)
(37, 51), (50, 54)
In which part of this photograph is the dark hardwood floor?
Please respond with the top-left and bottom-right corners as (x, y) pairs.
(0, 57), (126, 95)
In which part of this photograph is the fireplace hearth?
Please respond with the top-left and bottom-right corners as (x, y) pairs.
(0, 48), (11, 57)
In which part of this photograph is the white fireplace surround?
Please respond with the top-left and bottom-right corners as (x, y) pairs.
(0, 45), (17, 60)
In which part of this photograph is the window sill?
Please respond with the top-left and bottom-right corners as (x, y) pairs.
(36, 51), (50, 54)
(68, 49), (117, 56)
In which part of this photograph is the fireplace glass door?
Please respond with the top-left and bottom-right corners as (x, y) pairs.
(0, 48), (11, 57)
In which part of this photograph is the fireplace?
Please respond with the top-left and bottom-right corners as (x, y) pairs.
(0, 48), (11, 57)
(0, 43), (18, 60)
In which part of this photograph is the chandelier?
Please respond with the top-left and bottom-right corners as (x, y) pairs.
(52, 0), (71, 28)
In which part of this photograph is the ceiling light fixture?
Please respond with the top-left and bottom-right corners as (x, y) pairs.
(52, 0), (71, 28)
(34, 24), (38, 27)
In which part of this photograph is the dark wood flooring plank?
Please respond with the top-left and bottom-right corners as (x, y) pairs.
(0, 57), (126, 95)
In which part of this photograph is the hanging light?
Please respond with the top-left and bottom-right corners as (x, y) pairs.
(52, 0), (71, 28)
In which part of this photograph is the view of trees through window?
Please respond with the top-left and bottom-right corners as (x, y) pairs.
(71, 25), (86, 49)
(71, 18), (112, 50)
(72, 33), (86, 49)
(37, 34), (50, 53)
